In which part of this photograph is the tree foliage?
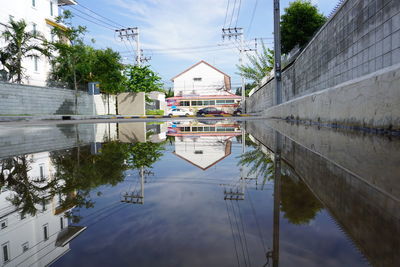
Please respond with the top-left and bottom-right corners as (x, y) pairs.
(281, 0), (326, 54)
(0, 19), (49, 83)
(49, 11), (125, 93)
(236, 41), (274, 86)
(124, 65), (164, 93)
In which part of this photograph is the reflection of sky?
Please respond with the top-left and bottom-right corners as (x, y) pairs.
(53, 127), (368, 267)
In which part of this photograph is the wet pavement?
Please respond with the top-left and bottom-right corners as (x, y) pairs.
(0, 119), (398, 267)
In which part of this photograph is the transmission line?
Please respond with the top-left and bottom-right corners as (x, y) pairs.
(229, 0), (237, 28)
(235, 0), (242, 27)
(69, 6), (118, 29)
(76, 2), (126, 28)
(247, 0), (259, 38)
(63, 8), (115, 30)
(223, 0), (231, 28)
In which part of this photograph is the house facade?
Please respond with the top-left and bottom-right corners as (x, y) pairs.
(0, 0), (77, 86)
(167, 61), (241, 113)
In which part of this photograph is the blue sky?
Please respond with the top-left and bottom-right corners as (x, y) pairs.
(64, 0), (340, 89)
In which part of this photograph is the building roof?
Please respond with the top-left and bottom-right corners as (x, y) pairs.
(171, 60), (231, 81)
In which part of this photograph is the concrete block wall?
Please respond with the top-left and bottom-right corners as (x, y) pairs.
(247, 0), (400, 113)
(0, 82), (118, 115)
(0, 82), (93, 115)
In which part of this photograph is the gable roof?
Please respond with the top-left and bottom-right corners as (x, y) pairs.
(171, 60), (231, 81)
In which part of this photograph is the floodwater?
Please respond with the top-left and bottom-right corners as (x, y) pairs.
(0, 119), (398, 267)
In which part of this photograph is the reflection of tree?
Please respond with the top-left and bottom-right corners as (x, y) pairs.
(280, 175), (323, 225)
(0, 156), (58, 217)
(238, 148), (274, 182)
(0, 141), (165, 221)
(238, 147), (323, 225)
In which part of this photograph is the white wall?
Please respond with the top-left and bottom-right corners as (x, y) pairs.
(0, 151), (71, 266)
(173, 62), (228, 96)
(0, 0), (62, 86)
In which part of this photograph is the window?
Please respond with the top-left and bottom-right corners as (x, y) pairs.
(32, 23), (37, 36)
(39, 164), (44, 179)
(34, 56), (39, 72)
(32, 0), (36, 7)
(216, 99), (235, 105)
(180, 101), (190, 106)
(43, 224), (49, 241)
(194, 150), (203, 154)
(60, 217), (64, 230)
(209, 100), (215, 105)
(42, 200), (47, 212)
(0, 219), (7, 230)
(2, 243), (9, 263)
(193, 77), (202, 82)
(22, 242), (29, 253)
(50, 2), (54, 16)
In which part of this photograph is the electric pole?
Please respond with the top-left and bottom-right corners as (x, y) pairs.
(273, 0), (282, 105)
(222, 28), (257, 111)
(116, 27), (142, 66)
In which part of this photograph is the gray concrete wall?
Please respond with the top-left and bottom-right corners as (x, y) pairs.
(0, 82), (94, 115)
(245, 120), (400, 266)
(117, 92), (145, 115)
(247, 0), (400, 120)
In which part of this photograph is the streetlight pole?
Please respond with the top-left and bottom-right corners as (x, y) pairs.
(273, 0), (282, 105)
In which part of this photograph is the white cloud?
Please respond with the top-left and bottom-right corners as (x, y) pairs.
(112, 0), (234, 61)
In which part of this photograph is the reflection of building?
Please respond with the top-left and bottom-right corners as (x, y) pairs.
(168, 121), (241, 170)
(0, 0), (77, 86)
(167, 61), (241, 113)
(0, 151), (84, 266)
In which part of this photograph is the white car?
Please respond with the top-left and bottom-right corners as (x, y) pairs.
(168, 108), (194, 116)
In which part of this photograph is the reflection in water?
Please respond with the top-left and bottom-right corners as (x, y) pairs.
(0, 120), (397, 266)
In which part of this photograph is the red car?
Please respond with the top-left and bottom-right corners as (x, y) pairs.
(197, 107), (227, 115)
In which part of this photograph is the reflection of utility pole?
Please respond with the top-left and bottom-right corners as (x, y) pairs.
(122, 166), (145, 204)
(267, 131), (282, 266)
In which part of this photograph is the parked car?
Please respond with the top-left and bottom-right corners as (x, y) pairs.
(233, 107), (243, 115)
(168, 108), (193, 116)
(197, 107), (227, 115)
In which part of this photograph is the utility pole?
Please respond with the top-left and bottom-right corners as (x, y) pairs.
(115, 27), (142, 66)
(273, 0), (282, 105)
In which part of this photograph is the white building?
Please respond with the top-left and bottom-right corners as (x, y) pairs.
(167, 120), (242, 170)
(0, 0), (77, 86)
(0, 151), (86, 266)
(167, 61), (241, 113)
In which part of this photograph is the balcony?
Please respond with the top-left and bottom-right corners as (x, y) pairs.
(58, 0), (77, 6)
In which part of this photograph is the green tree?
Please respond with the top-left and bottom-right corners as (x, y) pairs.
(281, 0), (326, 54)
(236, 41), (274, 86)
(124, 65), (164, 94)
(91, 48), (126, 94)
(235, 82), (257, 97)
(0, 19), (49, 83)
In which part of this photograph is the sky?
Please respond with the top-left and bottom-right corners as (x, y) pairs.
(63, 0), (340, 89)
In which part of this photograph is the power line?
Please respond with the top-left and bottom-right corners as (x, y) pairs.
(223, 0), (231, 29)
(229, 0), (237, 28)
(76, 2), (126, 28)
(246, 0), (259, 38)
(62, 8), (115, 31)
(69, 6), (118, 29)
(235, 0), (242, 27)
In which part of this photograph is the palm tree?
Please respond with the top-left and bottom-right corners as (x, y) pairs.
(0, 19), (49, 83)
(236, 41), (274, 86)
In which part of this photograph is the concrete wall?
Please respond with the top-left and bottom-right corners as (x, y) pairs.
(247, 0), (400, 128)
(245, 120), (400, 267)
(0, 82), (117, 115)
(117, 92), (145, 115)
